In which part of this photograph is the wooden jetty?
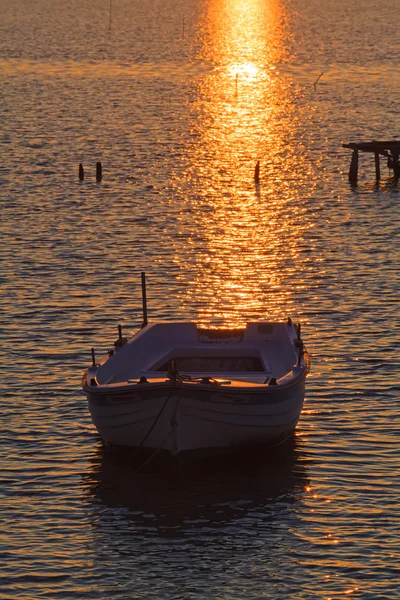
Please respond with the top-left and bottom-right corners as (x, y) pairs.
(342, 141), (400, 183)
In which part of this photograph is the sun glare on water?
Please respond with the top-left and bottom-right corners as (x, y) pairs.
(175, 0), (312, 327)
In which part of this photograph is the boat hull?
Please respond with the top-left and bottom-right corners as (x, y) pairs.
(85, 378), (306, 456)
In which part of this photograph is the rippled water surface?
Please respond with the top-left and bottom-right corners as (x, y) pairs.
(1, 0), (399, 598)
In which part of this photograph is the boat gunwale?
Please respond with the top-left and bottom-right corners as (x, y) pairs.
(82, 348), (310, 397)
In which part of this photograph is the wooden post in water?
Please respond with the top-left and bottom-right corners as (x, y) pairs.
(349, 149), (359, 183)
(374, 152), (380, 180)
(79, 163), (84, 180)
(96, 162), (102, 182)
(393, 153), (400, 180)
(141, 271), (148, 328)
(254, 161), (260, 184)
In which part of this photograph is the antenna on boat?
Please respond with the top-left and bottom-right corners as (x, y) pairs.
(141, 271), (148, 328)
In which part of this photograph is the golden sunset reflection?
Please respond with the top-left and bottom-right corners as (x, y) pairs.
(177, 0), (312, 326)
(199, 0), (295, 67)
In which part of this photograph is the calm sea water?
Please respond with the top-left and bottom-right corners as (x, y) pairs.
(1, 0), (399, 598)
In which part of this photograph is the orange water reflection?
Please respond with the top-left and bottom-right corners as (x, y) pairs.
(176, 0), (314, 326)
(199, 0), (295, 66)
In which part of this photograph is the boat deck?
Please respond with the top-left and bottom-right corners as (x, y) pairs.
(96, 321), (300, 386)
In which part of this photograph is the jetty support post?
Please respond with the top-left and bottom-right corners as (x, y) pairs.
(374, 153), (380, 181)
(79, 163), (84, 180)
(349, 149), (358, 183)
(254, 161), (260, 184)
(393, 153), (400, 180)
(96, 162), (102, 182)
(141, 271), (148, 328)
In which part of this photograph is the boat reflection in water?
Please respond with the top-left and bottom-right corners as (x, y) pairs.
(84, 436), (309, 534)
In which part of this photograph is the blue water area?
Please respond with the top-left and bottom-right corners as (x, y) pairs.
(0, 0), (399, 598)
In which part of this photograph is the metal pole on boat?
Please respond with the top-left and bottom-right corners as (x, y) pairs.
(91, 347), (96, 366)
(296, 323), (303, 366)
(141, 271), (148, 328)
(297, 345), (304, 366)
(114, 324), (127, 348)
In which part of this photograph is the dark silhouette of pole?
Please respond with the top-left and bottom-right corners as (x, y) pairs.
(374, 153), (380, 180)
(141, 272), (148, 328)
(349, 150), (358, 183)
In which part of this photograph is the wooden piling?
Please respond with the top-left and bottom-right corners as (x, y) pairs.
(79, 163), (84, 180)
(374, 152), (380, 180)
(96, 162), (102, 182)
(393, 153), (400, 180)
(254, 160), (260, 184)
(349, 149), (359, 183)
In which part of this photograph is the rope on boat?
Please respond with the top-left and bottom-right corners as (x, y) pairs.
(131, 430), (173, 475)
(168, 360), (231, 386)
(139, 393), (172, 448)
(94, 386), (184, 490)
(127, 379), (183, 465)
(129, 385), (183, 472)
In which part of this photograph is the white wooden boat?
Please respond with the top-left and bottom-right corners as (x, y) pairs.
(83, 309), (310, 457)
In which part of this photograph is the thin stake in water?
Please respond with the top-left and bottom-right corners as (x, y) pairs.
(313, 72), (324, 89)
